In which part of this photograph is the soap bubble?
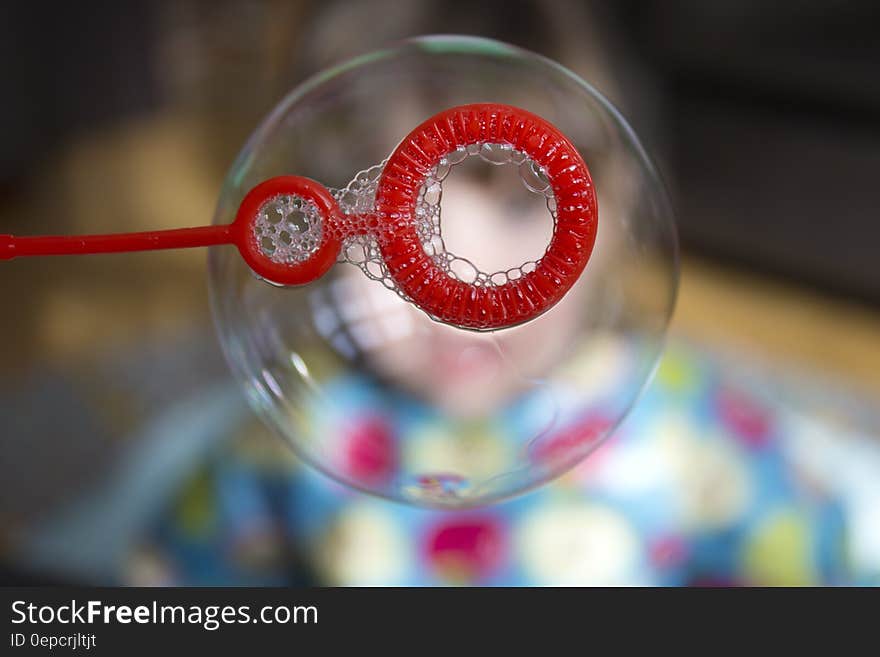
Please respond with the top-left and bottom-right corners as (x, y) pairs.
(209, 35), (678, 508)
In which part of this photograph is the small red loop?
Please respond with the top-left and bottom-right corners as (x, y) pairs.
(233, 176), (342, 286)
(375, 103), (598, 330)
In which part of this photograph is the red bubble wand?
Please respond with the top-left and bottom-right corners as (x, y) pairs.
(0, 104), (597, 330)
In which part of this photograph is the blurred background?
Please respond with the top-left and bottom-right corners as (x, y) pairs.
(1, 0), (879, 586)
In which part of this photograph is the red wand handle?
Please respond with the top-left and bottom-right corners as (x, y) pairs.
(0, 225), (234, 260)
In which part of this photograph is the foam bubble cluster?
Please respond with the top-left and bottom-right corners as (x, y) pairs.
(254, 194), (324, 264)
(329, 143), (558, 299)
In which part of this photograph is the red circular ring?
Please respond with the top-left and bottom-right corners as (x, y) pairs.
(375, 103), (598, 330)
(233, 175), (342, 286)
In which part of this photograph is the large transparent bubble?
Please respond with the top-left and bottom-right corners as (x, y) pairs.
(209, 35), (678, 508)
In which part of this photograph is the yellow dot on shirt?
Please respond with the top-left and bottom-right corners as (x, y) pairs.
(515, 503), (642, 586)
(742, 508), (817, 586)
(655, 349), (698, 393)
(317, 502), (409, 586)
(403, 419), (512, 484)
(175, 471), (216, 537)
